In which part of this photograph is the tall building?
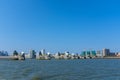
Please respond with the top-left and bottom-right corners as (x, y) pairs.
(41, 49), (46, 55)
(29, 50), (36, 59)
(102, 48), (110, 57)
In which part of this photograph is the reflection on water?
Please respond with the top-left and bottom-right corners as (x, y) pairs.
(0, 59), (120, 80)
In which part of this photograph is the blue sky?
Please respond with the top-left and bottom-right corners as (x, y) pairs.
(0, 0), (120, 53)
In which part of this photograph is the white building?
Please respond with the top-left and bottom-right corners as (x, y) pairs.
(41, 49), (46, 55)
(96, 51), (102, 57)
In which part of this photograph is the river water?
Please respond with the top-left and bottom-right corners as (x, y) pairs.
(0, 59), (120, 80)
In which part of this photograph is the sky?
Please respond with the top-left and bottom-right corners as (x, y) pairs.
(0, 0), (120, 54)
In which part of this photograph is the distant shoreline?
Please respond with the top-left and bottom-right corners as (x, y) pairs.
(0, 56), (120, 60)
(103, 56), (120, 59)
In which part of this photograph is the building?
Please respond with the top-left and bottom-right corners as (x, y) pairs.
(0, 51), (8, 56)
(117, 52), (120, 57)
(41, 49), (46, 55)
(81, 50), (96, 58)
(109, 52), (116, 56)
(102, 48), (110, 57)
(96, 51), (102, 57)
(29, 50), (36, 59)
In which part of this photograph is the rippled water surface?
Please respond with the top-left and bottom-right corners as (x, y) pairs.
(0, 59), (120, 80)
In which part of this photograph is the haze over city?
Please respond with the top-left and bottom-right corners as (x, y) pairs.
(0, 0), (120, 53)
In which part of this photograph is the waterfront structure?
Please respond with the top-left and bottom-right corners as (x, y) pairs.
(1, 48), (120, 60)
(37, 50), (51, 60)
(54, 52), (60, 59)
(12, 50), (19, 60)
(64, 52), (69, 59)
(25, 53), (30, 58)
(53, 52), (80, 59)
(19, 52), (25, 60)
(12, 51), (26, 60)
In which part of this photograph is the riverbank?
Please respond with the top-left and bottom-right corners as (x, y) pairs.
(103, 56), (120, 59)
(0, 56), (12, 60)
(1, 56), (120, 60)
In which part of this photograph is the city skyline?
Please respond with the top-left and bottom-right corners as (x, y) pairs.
(0, 0), (120, 53)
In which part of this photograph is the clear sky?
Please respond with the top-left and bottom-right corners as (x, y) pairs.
(0, 0), (120, 53)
